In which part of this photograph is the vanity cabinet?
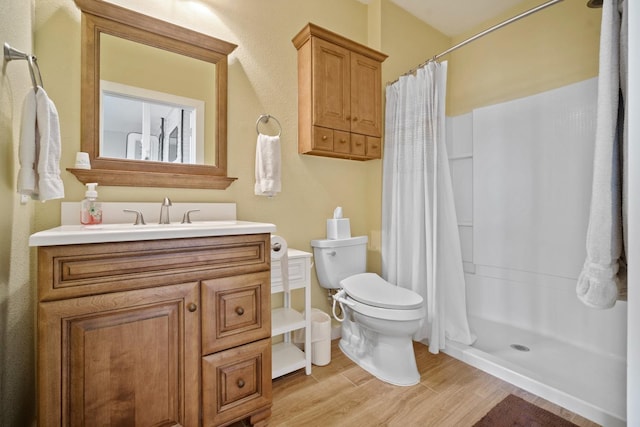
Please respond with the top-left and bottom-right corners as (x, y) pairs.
(292, 23), (387, 160)
(36, 234), (272, 427)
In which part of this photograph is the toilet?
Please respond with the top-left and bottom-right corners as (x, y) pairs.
(310, 236), (425, 386)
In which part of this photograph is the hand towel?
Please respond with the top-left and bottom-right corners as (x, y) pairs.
(35, 86), (65, 201)
(254, 133), (281, 197)
(576, 0), (627, 309)
(17, 90), (38, 196)
(17, 87), (65, 202)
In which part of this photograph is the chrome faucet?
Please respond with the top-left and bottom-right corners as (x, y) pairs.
(181, 209), (200, 224)
(123, 209), (146, 225)
(159, 197), (172, 224)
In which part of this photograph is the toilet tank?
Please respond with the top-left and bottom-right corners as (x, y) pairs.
(310, 236), (368, 289)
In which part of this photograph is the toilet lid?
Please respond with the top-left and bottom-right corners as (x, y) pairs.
(340, 273), (424, 310)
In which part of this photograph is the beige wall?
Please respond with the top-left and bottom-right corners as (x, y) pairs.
(447, 0), (601, 115)
(2, 0), (601, 422)
(1, 0), (37, 426)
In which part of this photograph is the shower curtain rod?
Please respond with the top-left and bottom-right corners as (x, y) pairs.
(387, 0), (564, 86)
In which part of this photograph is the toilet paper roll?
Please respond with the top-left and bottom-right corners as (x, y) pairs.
(271, 235), (287, 259)
(271, 235), (289, 292)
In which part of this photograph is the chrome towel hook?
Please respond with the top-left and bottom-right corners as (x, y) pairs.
(256, 114), (282, 137)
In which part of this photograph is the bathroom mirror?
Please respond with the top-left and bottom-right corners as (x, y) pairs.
(70, 0), (237, 189)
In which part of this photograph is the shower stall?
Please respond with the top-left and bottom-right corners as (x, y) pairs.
(442, 78), (627, 427)
(383, 1), (636, 424)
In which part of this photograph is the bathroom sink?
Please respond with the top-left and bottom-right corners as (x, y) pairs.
(29, 220), (276, 246)
(180, 220), (238, 226)
(78, 220), (236, 230)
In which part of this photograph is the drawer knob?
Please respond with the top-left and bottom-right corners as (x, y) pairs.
(187, 303), (197, 312)
(340, 139), (346, 143)
(237, 379), (245, 388)
(235, 306), (245, 316)
(322, 135), (327, 141)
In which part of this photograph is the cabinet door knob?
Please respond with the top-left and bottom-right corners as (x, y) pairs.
(237, 379), (245, 388)
(235, 306), (245, 316)
(322, 135), (327, 141)
(340, 139), (346, 144)
(187, 303), (197, 312)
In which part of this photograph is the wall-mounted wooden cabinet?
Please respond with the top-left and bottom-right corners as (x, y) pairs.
(292, 23), (387, 160)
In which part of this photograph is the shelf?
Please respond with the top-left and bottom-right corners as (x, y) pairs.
(270, 282), (306, 294)
(271, 249), (313, 378)
(272, 342), (307, 379)
(272, 307), (306, 336)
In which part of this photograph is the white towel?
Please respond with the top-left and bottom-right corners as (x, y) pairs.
(254, 133), (281, 197)
(17, 86), (65, 201)
(17, 90), (38, 196)
(576, 0), (627, 309)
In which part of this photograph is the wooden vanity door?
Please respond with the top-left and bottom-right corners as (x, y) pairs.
(38, 282), (200, 427)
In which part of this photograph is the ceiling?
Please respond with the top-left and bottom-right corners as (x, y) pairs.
(361, 0), (531, 37)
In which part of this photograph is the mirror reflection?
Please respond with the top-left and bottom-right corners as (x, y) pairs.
(101, 82), (203, 164)
(99, 33), (216, 165)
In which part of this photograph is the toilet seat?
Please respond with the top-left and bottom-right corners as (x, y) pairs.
(340, 273), (423, 309)
(339, 273), (425, 321)
(344, 297), (425, 321)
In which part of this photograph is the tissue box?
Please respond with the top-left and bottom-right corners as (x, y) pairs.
(327, 218), (351, 239)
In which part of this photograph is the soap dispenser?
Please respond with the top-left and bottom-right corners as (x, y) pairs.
(80, 183), (103, 225)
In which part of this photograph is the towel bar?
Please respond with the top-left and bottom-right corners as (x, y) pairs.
(4, 42), (44, 91)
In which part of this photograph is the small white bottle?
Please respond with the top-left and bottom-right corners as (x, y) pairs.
(80, 183), (103, 225)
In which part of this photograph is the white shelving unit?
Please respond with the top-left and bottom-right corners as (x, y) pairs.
(271, 248), (312, 379)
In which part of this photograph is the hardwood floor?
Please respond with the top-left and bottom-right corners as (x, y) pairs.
(261, 339), (602, 427)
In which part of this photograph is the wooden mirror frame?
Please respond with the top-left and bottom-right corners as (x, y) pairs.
(69, 0), (238, 189)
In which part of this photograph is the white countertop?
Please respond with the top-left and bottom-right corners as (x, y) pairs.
(29, 221), (277, 247)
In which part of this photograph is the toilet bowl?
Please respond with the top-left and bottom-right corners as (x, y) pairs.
(310, 237), (426, 386)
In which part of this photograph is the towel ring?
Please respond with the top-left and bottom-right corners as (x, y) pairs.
(256, 114), (282, 137)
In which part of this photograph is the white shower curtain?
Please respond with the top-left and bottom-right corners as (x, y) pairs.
(382, 61), (475, 354)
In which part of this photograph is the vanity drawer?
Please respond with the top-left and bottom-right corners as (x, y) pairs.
(37, 234), (270, 301)
(202, 338), (272, 426)
(202, 271), (271, 354)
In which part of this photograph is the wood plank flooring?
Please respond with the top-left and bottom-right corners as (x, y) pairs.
(259, 339), (602, 427)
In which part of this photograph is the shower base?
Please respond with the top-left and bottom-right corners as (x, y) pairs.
(443, 316), (626, 427)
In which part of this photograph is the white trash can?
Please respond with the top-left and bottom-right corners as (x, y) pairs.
(294, 308), (332, 366)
